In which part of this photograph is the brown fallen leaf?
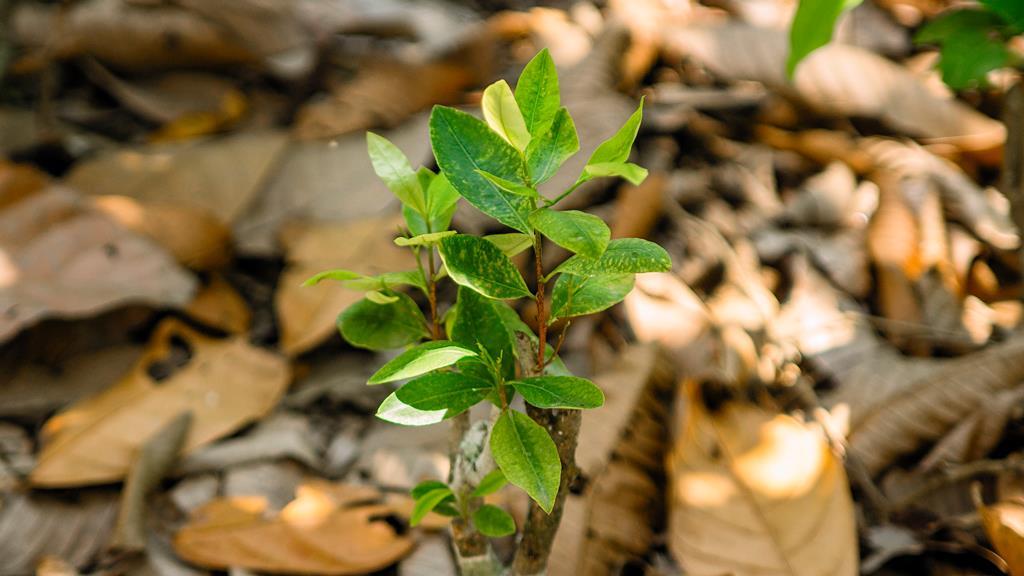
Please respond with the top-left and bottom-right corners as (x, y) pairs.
(65, 130), (288, 225)
(184, 275), (252, 334)
(276, 215), (416, 355)
(0, 185), (197, 344)
(755, 125), (875, 175)
(979, 496), (1024, 576)
(31, 319), (290, 487)
(173, 482), (414, 575)
(668, 381), (858, 576)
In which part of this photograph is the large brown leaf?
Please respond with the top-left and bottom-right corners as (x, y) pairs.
(668, 382), (858, 576)
(30, 319), (290, 487)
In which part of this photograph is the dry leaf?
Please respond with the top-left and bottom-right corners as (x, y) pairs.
(980, 498), (1024, 576)
(276, 215), (416, 355)
(185, 275), (252, 334)
(31, 319), (290, 487)
(668, 381), (858, 576)
(65, 131), (287, 225)
(173, 483), (414, 575)
(0, 185), (196, 344)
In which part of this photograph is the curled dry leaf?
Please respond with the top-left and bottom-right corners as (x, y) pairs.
(30, 319), (290, 487)
(980, 497), (1024, 576)
(0, 184), (196, 344)
(662, 23), (1005, 155)
(276, 215), (416, 355)
(173, 482), (415, 575)
(668, 381), (858, 576)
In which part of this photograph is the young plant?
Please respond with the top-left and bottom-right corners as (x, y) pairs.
(306, 49), (670, 575)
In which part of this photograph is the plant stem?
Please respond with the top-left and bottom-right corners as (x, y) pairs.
(534, 237), (547, 370)
(427, 248), (441, 340)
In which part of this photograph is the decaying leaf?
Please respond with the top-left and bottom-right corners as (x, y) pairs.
(173, 482), (415, 575)
(0, 184), (197, 344)
(668, 381), (858, 576)
(31, 319), (290, 487)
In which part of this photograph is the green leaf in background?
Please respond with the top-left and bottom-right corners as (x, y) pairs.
(786, 0), (862, 77)
(430, 106), (533, 233)
(981, 0), (1024, 30)
(526, 107), (578, 185)
(411, 487), (455, 526)
(472, 469), (508, 498)
(554, 238), (671, 276)
(580, 161), (648, 186)
(304, 269), (427, 295)
(490, 409), (561, 513)
(476, 169), (539, 198)
(395, 230), (457, 247)
(338, 291), (428, 350)
(483, 80), (532, 151)
(439, 235), (531, 299)
(514, 48), (561, 138)
(529, 208), (610, 259)
(915, 10), (1011, 89)
(376, 391), (446, 426)
(367, 132), (425, 214)
(473, 505), (516, 537)
(550, 273), (635, 321)
(368, 341), (478, 384)
(580, 98), (644, 176)
(451, 287), (517, 378)
(510, 376), (604, 409)
(395, 372), (495, 418)
(484, 233), (534, 258)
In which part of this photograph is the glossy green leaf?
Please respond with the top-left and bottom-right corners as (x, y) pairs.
(550, 273), (634, 321)
(529, 208), (609, 259)
(426, 172), (460, 231)
(303, 269), (361, 286)
(430, 106), (533, 233)
(510, 376), (604, 409)
(553, 238), (671, 276)
(338, 291), (428, 350)
(451, 287), (517, 379)
(787, 0), (862, 76)
(582, 98), (643, 171)
(514, 48), (560, 138)
(439, 235), (531, 299)
(367, 132), (425, 214)
(411, 487), (455, 526)
(915, 10), (1011, 89)
(365, 290), (398, 304)
(581, 162), (648, 186)
(376, 391), (446, 426)
(411, 480), (450, 500)
(395, 230), (457, 247)
(490, 410), (560, 513)
(526, 107), (578, 185)
(484, 233), (533, 258)
(304, 269), (426, 294)
(369, 341), (478, 384)
(483, 80), (531, 151)
(472, 469), (508, 498)
(473, 505), (516, 537)
(476, 169), (538, 198)
(395, 372), (494, 418)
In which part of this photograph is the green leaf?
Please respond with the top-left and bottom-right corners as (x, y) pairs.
(451, 287), (517, 379)
(304, 269), (426, 294)
(396, 372), (494, 418)
(430, 106), (533, 233)
(376, 392), (446, 426)
(369, 341), (478, 384)
(367, 132), (425, 214)
(514, 48), (560, 138)
(439, 235), (531, 299)
(426, 172), (460, 231)
(786, 0), (862, 77)
(581, 162), (648, 186)
(476, 169), (538, 198)
(484, 233), (534, 258)
(472, 469), (508, 497)
(411, 487), (455, 526)
(490, 410), (560, 513)
(473, 505), (516, 537)
(365, 290), (398, 304)
(529, 209), (610, 259)
(582, 98), (643, 170)
(303, 269), (361, 286)
(981, 0), (1024, 30)
(554, 238), (671, 276)
(338, 291), (428, 350)
(915, 10), (1011, 89)
(483, 80), (531, 151)
(550, 273), (634, 321)
(395, 230), (457, 247)
(411, 480), (450, 500)
(510, 376), (604, 409)
(526, 107), (578, 185)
